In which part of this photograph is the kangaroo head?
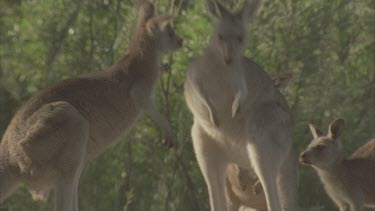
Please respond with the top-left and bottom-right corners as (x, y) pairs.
(145, 15), (183, 52)
(136, 0), (155, 26)
(300, 118), (346, 169)
(206, 0), (260, 66)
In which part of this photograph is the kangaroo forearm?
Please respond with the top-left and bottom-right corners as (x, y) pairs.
(188, 77), (217, 123)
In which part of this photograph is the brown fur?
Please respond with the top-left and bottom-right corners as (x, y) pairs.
(0, 1), (182, 210)
(301, 119), (375, 211)
(225, 164), (267, 211)
(351, 139), (375, 160)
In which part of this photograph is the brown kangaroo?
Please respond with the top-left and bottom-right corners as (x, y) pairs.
(0, 1), (182, 210)
(300, 118), (375, 211)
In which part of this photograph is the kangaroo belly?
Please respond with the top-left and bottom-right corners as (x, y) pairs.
(83, 98), (142, 160)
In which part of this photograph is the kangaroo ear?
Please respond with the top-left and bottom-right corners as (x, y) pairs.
(328, 118), (345, 140)
(309, 124), (323, 139)
(237, 0), (261, 22)
(137, 0), (154, 25)
(145, 21), (156, 35)
(145, 15), (173, 35)
(159, 15), (174, 31)
(206, 0), (230, 19)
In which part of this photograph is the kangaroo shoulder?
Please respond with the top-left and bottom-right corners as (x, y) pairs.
(187, 58), (207, 79)
(188, 57), (206, 71)
(351, 139), (375, 160)
(242, 57), (260, 69)
(242, 57), (270, 79)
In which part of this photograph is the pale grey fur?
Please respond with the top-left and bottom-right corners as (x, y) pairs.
(184, 0), (298, 211)
(225, 78), (293, 211)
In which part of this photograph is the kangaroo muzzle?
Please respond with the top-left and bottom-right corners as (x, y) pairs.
(222, 44), (233, 65)
(299, 152), (311, 165)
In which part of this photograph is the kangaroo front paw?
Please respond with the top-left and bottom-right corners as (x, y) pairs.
(232, 95), (240, 118)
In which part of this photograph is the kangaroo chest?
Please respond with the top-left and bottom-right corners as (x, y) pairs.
(205, 66), (246, 111)
(318, 169), (361, 205)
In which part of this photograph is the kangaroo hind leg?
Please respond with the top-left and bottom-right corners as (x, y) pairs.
(247, 139), (283, 211)
(52, 101), (89, 211)
(191, 122), (228, 211)
(277, 146), (298, 211)
(17, 101), (89, 211)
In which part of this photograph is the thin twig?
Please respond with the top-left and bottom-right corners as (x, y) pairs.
(45, 1), (84, 83)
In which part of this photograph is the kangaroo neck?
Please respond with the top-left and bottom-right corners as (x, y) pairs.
(204, 45), (248, 98)
(123, 35), (161, 69)
(128, 26), (161, 59)
(315, 158), (347, 178)
(110, 33), (162, 84)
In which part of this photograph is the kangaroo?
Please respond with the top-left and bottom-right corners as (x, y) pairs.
(0, 1), (182, 210)
(184, 0), (298, 210)
(225, 76), (292, 211)
(226, 164), (267, 211)
(300, 118), (375, 211)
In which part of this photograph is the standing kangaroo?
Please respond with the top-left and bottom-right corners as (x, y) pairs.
(184, 0), (297, 210)
(300, 118), (375, 211)
(225, 75), (293, 211)
(0, 1), (182, 210)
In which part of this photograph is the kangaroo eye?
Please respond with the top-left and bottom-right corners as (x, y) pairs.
(315, 145), (326, 151)
(237, 36), (243, 43)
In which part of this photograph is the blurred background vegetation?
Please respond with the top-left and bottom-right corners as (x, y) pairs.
(0, 0), (374, 210)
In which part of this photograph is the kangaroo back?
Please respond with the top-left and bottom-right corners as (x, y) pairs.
(351, 138), (375, 159)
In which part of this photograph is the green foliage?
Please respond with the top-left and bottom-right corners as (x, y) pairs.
(0, 0), (374, 210)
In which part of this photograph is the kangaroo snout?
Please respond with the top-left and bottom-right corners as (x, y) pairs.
(222, 47), (233, 65)
(299, 152), (311, 165)
(224, 57), (233, 65)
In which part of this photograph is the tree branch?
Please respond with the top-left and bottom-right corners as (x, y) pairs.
(45, 0), (84, 83)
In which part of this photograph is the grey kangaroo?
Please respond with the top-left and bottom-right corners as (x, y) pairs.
(225, 75), (292, 211)
(300, 118), (375, 211)
(184, 0), (298, 210)
(0, 1), (182, 210)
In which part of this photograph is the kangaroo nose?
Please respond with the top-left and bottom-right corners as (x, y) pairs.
(224, 58), (232, 65)
(299, 152), (309, 164)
